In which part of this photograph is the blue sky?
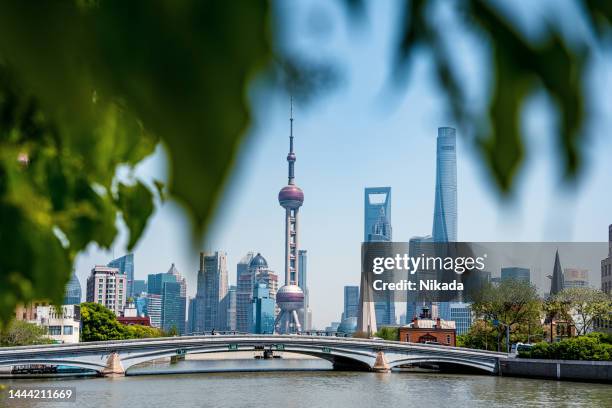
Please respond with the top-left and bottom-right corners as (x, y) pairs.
(74, 0), (612, 328)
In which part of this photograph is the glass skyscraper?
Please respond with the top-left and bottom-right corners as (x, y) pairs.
(343, 286), (359, 320)
(431, 127), (457, 322)
(108, 253), (135, 299)
(432, 127), (457, 243)
(195, 251), (228, 332)
(145, 294), (161, 328)
(298, 250), (311, 330)
(236, 252), (255, 333)
(364, 187), (392, 243)
(449, 302), (472, 335)
(161, 281), (184, 334)
(148, 272), (186, 334)
(501, 267), (531, 283)
(147, 273), (176, 296)
(132, 280), (147, 296)
(363, 187), (396, 327)
(251, 283), (275, 334)
(224, 285), (237, 331)
(64, 270), (82, 305)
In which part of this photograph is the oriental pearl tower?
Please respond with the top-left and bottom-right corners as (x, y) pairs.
(274, 99), (305, 333)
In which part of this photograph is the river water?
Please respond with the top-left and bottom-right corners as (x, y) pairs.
(3, 356), (611, 407)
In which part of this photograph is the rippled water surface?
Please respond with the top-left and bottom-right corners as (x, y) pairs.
(4, 357), (611, 408)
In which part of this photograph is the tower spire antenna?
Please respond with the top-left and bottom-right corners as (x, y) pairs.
(287, 95), (296, 185)
(276, 95), (305, 334)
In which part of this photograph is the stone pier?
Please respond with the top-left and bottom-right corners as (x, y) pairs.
(101, 352), (125, 377)
(372, 351), (391, 373)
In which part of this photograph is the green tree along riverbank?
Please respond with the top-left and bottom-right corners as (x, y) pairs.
(459, 281), (611, 353)
(0, 320), (53, 347)
(518, 332), (612, 361)
(80, 302), (166, 342)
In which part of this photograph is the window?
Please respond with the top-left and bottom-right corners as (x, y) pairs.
(48, 326), (62, 336)
(446, 335), (451, 344)
(63, 326), (73, 335)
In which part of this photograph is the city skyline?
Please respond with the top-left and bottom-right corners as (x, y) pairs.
(71, 0), (612, 328)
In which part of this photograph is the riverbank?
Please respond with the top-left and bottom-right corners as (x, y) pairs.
(500, 358), (612, 383)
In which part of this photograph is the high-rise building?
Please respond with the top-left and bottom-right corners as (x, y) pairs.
(550, 250), (564, 297)
(236, 252), (255, 333)
(343, 286), (359, 320)
(166, 263), (187, 297)
(298, 250), (311, 330)
(428, 127), (459, 323)
(147, 272), (185, 334)
(135, 294), (147, 316)
(236, 253), (279, 333)
(237, 252), (256, 281)
(449, 302), (472, 335)
(195, 251), (228, 332)
(364, 187), (392, 243)
(132, 280), (147, 296)
(161, 281), (184, 334)
(64, 270), (82, 305)
(146, 294), (162, 328)
(432, 127), (457, 243)
(563, 268), (589, 289)
(501, 267), (531, 283)
(602, 225), (612, 295)
(147, 273), (176, 296)
(166, 263), (187, 333)
(275, 101), (306, 333)
(362, 187), (395, 328)
(187, 297), (197, 334)
(86, 266), (127, 316)
(224, 286), (237, 331)
(108, 253), (135, 299)
(252, 283), (275, 334)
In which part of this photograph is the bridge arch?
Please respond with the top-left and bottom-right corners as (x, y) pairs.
(0, 358), (104, 372)
(121, 344), (376, 373)
(388, 356), (497, 373)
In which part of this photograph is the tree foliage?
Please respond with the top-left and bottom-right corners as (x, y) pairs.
(375, 326), (399, 341)
(0, 319), (53, 347)
(470, 279), (541, 351)
(457, 319), (498, 351)
(519, 332), (612, 361)
(0, 0), (271, 325)
(458, 318), (545, 352)
(1, 1), (612, 327)
(551, 287), (611, 335)
(80, 302), (163, 342)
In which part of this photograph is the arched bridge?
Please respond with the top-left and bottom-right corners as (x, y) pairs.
(0, 335), (507, 376)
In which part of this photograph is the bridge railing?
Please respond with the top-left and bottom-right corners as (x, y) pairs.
(183, 331), (351, 337)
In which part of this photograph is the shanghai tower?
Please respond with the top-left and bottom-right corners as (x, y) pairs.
(432, 127), (457, 242)
(275, 99), (305, 333)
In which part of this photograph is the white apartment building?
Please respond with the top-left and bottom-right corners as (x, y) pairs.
(86, 265), (127, 316)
